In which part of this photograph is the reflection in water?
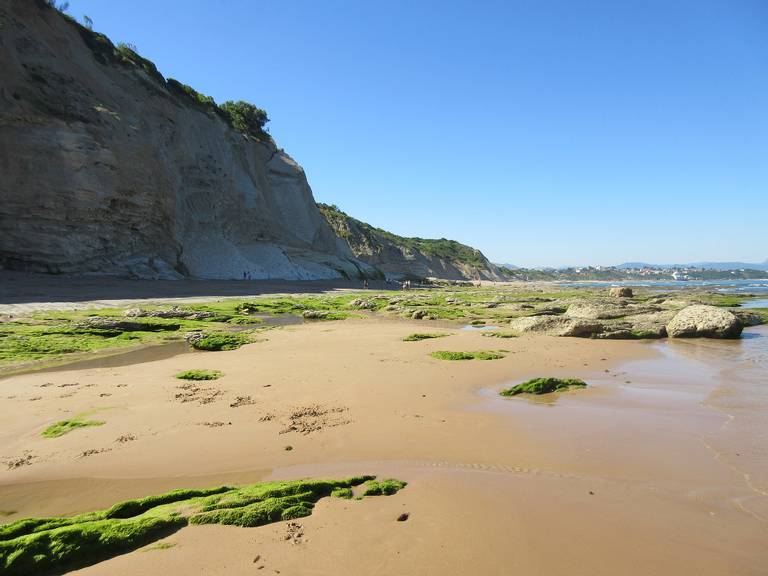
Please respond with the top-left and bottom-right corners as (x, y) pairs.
(741, 298), (768, 309)
(518, 393), (560, 407)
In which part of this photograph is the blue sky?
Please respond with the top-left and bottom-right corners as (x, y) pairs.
(67, 0), (767, 267)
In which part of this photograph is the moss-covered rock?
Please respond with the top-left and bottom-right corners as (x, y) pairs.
(430, 350), (506, 361)
(501, 377), (587, 396)
(362, 479), (407, 496)
(186, 332), (249, 351)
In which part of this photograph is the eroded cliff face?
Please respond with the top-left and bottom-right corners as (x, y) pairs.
(0, 0), (375, 280)
(318, 204), (505, 282)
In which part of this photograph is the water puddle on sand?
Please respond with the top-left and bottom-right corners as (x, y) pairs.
(482, 325), (768, 521)
(0, 314), (304, 380)
(0, 340), (191, 381)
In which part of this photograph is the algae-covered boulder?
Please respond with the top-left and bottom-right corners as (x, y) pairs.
(666, 305), (742, 339)
(125, 306), (216, 320)
(75, 317), (180, 332)
(302, 310), (330, 320)
(501, 377), (587, 396)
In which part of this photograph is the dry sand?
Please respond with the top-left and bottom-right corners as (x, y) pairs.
(0, 317), (766, 575)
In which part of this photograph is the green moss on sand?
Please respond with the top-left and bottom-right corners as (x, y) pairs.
(403, 333), (449, 342)
(0, 475), (402, 575)
(330, 487), (353, 499)
(226, 316), (263, 325)
(695, 294), (747, 307)
(430, 350), (506, 361)
(481, 331), (518, 338)
(175, 369), (222, 381)
(362, 479), (407, 496)
(501, 377), (587, 396)
(41, 415), (105, 438)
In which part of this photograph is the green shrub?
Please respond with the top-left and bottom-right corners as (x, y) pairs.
(219, 101), (269, 137)
(166, 78), (216, 108)
(331, 487), (353, 499)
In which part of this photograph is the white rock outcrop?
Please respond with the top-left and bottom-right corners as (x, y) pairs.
(666, 305), (743, 339)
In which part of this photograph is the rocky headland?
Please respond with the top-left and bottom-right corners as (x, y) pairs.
(0, 1), (501, 283)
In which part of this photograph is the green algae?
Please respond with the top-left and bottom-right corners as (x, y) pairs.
(501, 377), (587, 396)
(430, 350), (506, 361)
(175, 369), (223, 381)
(188, 333), (249, 351)
(0, 475), (403, 575)
(362, 479), (408, 496)
(403, 333), (449, 342)
(41, 415), (105, 438)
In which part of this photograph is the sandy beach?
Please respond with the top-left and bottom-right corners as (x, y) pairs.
(1, 311), (766, 575)
(3, 2), (765, 573)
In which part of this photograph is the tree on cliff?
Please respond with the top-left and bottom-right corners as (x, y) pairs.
(219, 101), (270, 136)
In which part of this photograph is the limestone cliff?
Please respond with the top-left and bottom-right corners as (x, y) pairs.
(0, 0), (376, 280)
(318, 204), (505, 281)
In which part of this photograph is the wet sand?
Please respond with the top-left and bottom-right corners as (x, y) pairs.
(0, 319), (766, 574)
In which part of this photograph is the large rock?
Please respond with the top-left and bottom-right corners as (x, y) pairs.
(565, 302), (629, 320)
(509, 316), (604, 338)
(609, 287), (633, 298)
(666, 305), (743, 339)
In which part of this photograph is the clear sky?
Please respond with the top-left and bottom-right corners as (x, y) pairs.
(67, 0), (767, 267)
